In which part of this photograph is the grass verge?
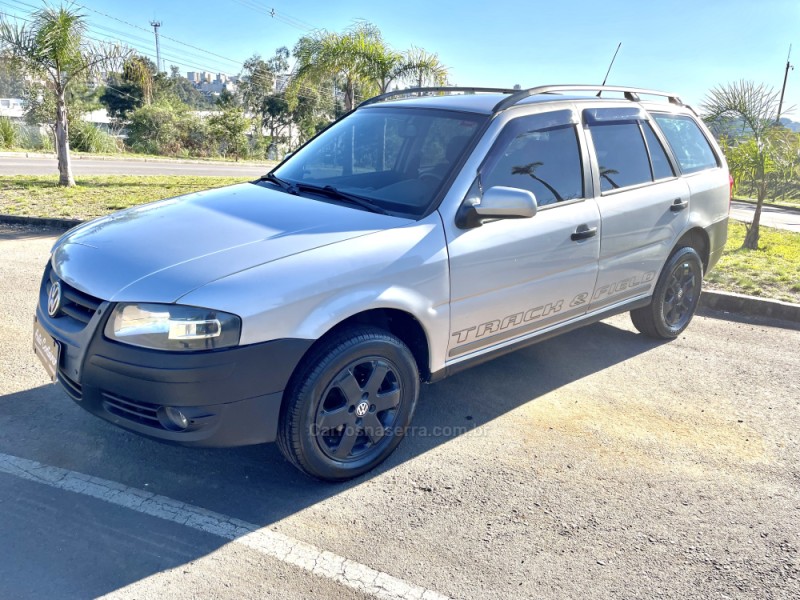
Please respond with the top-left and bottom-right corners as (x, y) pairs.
(0, 174), (249, 220)
(1, 175), (798, 304)
(706, 221), (800, 304)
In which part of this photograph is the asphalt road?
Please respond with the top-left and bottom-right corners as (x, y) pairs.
(2, 156), (799, 234)
(730, 200), (800, 233)
(0, 156), (271, 178)
(1, 223), (798, 599)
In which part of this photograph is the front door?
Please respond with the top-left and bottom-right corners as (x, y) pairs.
(445, 110), (601, 361)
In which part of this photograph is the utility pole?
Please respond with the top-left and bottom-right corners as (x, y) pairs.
(776, 44), (793, 124)
(150, 20), (163, 73)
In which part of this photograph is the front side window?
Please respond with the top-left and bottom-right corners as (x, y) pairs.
(272, 107), (485, 217)
(481, 111), (583, 206)
(652, 114), (719, 174)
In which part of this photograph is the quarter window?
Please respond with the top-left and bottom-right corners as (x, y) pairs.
(652, 114), (719, 174)
(481, 112), (583, 206)
(642, 123), (674, 180)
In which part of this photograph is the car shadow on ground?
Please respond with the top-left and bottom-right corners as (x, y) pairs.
(0, 318), (665, 597)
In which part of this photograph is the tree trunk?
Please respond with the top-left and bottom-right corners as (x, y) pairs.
(344, 79), (354, 113)
(54, 87), (75, 187)
(742, 165), (766, 250)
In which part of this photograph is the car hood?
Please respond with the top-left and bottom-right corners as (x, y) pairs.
(52, 182), (411, 303)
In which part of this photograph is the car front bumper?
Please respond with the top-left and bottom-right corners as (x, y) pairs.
(35, 275), (312, 447)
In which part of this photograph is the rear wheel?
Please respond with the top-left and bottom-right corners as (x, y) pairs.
(631, 246), (703, 339)
(277, 326), (419, 481)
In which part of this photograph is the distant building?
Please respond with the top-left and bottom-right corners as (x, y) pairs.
(187, 70), (239, 98)
(0, 98), (25, 120)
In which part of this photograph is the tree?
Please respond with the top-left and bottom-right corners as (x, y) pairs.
(168, 65), (208, 109)
(400, 46), (448, 89)
(0, 5), (125, 186)
(703, 81), (783, 249)
(0, 54), (24, 97)
(209, 107), (249, 160)
(292, 22), (383, 112)
(240, 48), (295, 156)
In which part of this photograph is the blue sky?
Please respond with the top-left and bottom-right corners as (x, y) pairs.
(2, 0), (798, 116)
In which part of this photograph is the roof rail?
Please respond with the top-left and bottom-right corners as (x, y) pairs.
(492, 85), (684, 112)
(358, 87), (517, 108)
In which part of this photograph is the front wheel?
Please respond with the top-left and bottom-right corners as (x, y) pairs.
(277, 326), (419, 481)
(630, 246), (703, 339)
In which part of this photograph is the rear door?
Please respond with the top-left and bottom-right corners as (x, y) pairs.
(584, 106), (690, 311)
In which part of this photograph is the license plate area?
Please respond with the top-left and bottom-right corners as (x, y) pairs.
(33, 317), (60, 382)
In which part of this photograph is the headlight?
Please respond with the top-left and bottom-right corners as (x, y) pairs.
(104, 303), (241, 351)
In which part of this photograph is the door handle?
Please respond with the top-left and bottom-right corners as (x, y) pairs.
(571, 224), (598, 241)
(670, 198), (689, 212)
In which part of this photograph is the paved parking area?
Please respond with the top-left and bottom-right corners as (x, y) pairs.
(1, 223), (798, 599)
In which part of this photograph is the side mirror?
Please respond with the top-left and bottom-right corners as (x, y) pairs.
(456, 186), (538, 229)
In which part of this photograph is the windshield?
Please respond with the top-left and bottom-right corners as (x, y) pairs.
(271, 107), (486, 217)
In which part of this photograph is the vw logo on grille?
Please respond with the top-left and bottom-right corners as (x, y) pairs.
(47, 281), (62, 317)
(355, 401), (369, 417)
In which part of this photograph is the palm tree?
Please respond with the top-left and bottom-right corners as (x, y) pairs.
(400, 46), (448, 90)
(292, 22), (382, 112)
(368, 45), (404, 95)
(0, 5), (125, 186)
(123, 55), (154, 106)
(703, 80), (781, 249)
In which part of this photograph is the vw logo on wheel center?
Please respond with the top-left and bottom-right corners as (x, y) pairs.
(355, 401), (369, 417)
(47, 281), (62, 318)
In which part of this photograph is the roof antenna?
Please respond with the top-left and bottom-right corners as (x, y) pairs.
(597, 42), (622, 97)
(776, 44), (793, 124)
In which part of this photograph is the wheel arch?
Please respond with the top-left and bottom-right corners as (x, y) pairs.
(291, 308), (433, 383)
(673, 227), (710, 273)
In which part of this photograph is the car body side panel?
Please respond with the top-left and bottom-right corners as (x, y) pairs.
(589, 177), (691, 311)
(177, 213), (452, 373)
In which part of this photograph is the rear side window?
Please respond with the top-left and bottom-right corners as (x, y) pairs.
(590, 123), (652, 192)
(652, 114), (718, 174)
(481, 111), (583, 206)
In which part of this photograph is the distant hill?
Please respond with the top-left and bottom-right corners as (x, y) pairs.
(779, 118), (800, 132)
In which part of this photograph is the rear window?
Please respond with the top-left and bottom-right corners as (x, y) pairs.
(652, 114), (718, 174)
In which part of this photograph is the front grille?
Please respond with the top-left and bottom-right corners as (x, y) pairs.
(47, 271), (101, 326)
(102, 392), (164, 430)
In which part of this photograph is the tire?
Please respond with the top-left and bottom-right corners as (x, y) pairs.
(630, 246), (704, 339)
(277, 326), (420, 481)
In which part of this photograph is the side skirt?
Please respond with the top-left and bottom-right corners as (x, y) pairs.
(428, 295), (651, 383)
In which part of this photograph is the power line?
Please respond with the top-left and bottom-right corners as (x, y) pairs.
(0, 3), (340, 107)
(70, 2), (249, 69)
(229, 0), (315, 32)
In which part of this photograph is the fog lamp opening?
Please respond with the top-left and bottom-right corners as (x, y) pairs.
(158, 406), (189, 431)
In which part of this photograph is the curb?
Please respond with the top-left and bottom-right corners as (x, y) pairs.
(1, 213), (798, 325)
(0, 213), (82, 230)
(700, 290), (800, 324)
(0, 151), (276, 168)
(732, 198), (800, 215)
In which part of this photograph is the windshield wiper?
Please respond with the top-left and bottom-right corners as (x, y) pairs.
(261, 172), (298, 194)
(294, 183), (389, 215)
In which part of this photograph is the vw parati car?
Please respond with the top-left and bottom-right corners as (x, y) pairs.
(33, 85), (730, 480)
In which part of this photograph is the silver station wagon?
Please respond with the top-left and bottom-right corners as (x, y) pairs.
(33, 85), (731, 480)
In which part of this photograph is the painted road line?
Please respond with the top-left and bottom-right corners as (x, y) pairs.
(0, 452), (450, 600)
